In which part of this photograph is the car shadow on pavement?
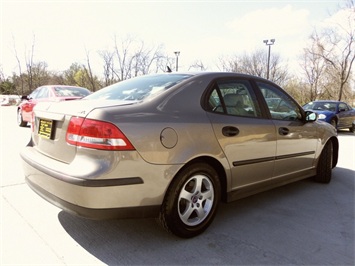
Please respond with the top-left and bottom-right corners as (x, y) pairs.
(58, 167), (354, 265)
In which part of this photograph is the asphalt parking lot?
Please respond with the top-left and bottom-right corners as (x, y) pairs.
(1, 105), (354, 265)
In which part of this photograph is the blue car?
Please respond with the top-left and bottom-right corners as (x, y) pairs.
(303, 100), (355, 132)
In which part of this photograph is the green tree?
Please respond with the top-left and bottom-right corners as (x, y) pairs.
(0, 80), (16, 95)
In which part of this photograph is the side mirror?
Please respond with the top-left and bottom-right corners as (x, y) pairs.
(339, 108), (346, 112)
(305, 111), (317, 122)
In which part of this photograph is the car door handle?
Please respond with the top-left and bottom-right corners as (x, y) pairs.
(278, 127), (289, 136)
(222, 126), (239, 137)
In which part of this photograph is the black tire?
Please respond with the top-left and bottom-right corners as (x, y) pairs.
(158, 162), (221, 238)
(313, 141), (333, 183)
(349, 123), (355, 133)
(330, 118), (337, 129)
(17, 109), (27, 127)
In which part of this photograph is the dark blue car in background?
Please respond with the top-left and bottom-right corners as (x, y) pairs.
(303, 100), (355, 132)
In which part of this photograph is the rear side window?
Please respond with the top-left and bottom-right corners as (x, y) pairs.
(207, 79), (261, 118)
(29, 88), (40, 99)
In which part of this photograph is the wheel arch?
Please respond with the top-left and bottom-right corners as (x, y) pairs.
(329, 136), (339, 168)
(330, 115), (338, 124)
(158, 155), (227, 238)
(168, 156), (228, 203)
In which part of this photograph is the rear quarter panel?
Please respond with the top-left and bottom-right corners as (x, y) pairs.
(85, 79), (228, 166)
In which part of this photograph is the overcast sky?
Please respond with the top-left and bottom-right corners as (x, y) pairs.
(0, 0), (348, 77)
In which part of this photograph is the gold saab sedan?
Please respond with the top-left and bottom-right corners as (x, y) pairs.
(21, 72), (338, 238)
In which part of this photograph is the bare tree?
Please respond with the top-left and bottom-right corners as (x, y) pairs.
(113, 35), (134, 81)
(12, 36), (25, 94)
(300, 38), (328, 101)
(12, 34), (52, 94)
(113, 36), (168, 80)
(283, 77), (309, 105)
(99, 50), (117, 86)
(217, 49), (289, 87)
(31, 61), (50, 88)
(84, 49), (98, 91)
(216, 55), (239, 72)
(239, 50), (265, 76)
(311, 6), (355, 101)
(135, 42), (165, 75)
(188, 60), (207, 71)
(25, 34), (36, 92)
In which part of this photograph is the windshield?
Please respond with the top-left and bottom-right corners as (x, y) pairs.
(304, 101), (337, 111)
(84, 74), (192, 101)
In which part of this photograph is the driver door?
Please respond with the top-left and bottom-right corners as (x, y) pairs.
(256, 81), (319, 177)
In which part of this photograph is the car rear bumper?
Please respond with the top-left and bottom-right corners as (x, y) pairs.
(21, 146), (180, 219)
(25, 176), (160, 219)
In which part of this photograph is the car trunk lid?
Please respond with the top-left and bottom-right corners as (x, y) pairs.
(32, 99), (135, 164)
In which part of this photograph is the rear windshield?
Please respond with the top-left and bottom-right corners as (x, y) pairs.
(84, 74), (192, 101)
(54, 87), (91, 97)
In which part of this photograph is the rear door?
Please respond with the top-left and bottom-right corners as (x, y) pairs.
(205, 78), (277, 190)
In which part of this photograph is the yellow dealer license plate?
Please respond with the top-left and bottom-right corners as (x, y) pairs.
(38, 119), (53, 139)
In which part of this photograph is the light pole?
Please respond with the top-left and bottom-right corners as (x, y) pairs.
(174, 51), (180, 71)
(263, 39), (275, 80)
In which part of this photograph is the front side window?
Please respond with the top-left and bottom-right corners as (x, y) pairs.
(257, 82), (302, 121)
(339, 103), (349, 112)
(207, 79), (260, 118)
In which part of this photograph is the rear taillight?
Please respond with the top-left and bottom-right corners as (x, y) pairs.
(66, 117), (135, 151)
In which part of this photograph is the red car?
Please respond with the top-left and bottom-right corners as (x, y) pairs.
(17, 85), (91, 127)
